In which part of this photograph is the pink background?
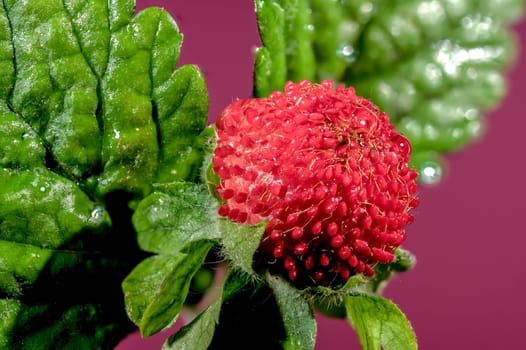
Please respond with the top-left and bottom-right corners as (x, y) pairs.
(118, 1), (526, 349)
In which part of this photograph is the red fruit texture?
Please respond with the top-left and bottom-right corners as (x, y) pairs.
(213, 80), (418, 287)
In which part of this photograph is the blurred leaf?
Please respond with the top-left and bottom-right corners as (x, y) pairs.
(254, 0), (524, 183)
(254, 0), (288, 97)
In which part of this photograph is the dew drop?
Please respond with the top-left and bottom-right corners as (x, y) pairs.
(360, 2), (374, 15)
(90, 206), (106, 224)
(336, 45), (355, 63)
(39, 186), (46, 192)
(419, 161), (443, 186)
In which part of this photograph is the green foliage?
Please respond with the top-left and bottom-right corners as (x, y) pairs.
(124, 179), (270, 340)
(346, 294), (418, 350)
(218, 218), (267, 275)
(254, 0), (524, 184)
(123, 182), (219, 336)
(122, 241), (214, 337)
(162, 270), (253, 350)
(266, 274), (317, 350)
(0, 1), (208, 348)
(133, 182), (220, 255)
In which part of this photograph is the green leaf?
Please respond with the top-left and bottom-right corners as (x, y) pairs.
(0, 299), (20, 348)
(7, 0), (101, 180)
(0, 105), (44, 169)
(266, 274), (317, 350)
(1, 301), (129, 350)
(126, 180), (225, 338)
(96, 6), (208, 197)
(0, 240), (111, 298)
(163, 299), (222, 350)
(219, 218), (267, 275)
(254, 0), (524, 184)
(345, 294), (418, 350)
(0, 1), (208, 348)
(122, 240), (214, 337)
(124, 180), (221, 338)
(154, 64), (209, 183)
(0, 169), (111, 250)
(133, 182), (220, 255)
(162, 270), (253, 350)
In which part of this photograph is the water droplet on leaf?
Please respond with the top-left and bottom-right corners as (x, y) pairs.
(419, 161), (443, 186)
(90, 206), (106, 224)
(337, 45), (355, 63)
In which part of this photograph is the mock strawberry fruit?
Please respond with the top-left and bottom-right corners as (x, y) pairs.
(213, 80), (418, 287)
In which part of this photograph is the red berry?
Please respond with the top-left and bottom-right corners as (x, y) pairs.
(331, 235), (344, 248)
(273, 245), (284, 258)
(291, 227), (304, 240)
(339, 267), (350, 281)
(214, 80), (418, 287)
(270, 229), (283, 240)
(320, 253), (330, 267)
(314, 270), (324, 281)
(311, 221), (322, 235)
(327, 222), (339, 236)
(289, 269), (298, 281)
(305, 255), (314, 270)
(348, 255), (358, 268)
(284, 256), (296, 270)
(338, 246), (351, 260)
